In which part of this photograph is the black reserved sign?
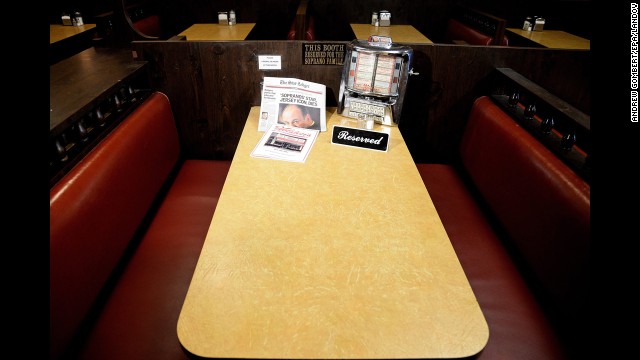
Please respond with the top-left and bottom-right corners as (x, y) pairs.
(331, 125), (389, 152)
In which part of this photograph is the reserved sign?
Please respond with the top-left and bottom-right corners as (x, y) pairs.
(331, 125), (389, 152)
(302, 43), (345, 65)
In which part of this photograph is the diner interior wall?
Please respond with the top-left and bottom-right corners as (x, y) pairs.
(50, 0), (591, 40)
(132, 40), (590, 163)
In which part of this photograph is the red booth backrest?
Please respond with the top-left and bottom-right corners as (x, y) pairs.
(133, 14), (162, 37)
(459, 96), (589, 323)
(445, 18), (508, 46)
(287, 16), (315, 40)
(49, 92), (180, 359)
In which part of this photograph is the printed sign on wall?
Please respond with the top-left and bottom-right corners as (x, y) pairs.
(302, 43), (346, 65)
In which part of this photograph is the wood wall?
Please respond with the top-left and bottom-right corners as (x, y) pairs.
(132, 40), (590, 164)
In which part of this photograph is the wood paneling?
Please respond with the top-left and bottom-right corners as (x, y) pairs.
(132, 40), (590, 163)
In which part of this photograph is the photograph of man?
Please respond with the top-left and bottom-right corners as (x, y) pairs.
(278, 103), (321, 130)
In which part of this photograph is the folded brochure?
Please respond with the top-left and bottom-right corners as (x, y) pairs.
(250, 123), (319, 163)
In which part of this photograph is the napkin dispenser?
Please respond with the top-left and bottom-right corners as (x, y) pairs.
(337, 38), (413, 126)
(379, 10), (391, 26)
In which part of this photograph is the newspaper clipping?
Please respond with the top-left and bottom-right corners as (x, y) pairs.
(259, 77), (327, 132)
(250, 123), (319, 163)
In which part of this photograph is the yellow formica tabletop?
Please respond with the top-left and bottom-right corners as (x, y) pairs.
(178, 23), (256, 40)
(177, 107), (488, 359)
(50, 24), (96, 44)
(350, 24), (433, 44)
(506, 28), (590, 50)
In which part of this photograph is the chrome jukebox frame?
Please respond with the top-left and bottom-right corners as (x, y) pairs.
(337, 39), (413, 126)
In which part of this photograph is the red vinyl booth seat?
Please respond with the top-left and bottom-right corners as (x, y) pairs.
(417, 96), (588, 359)
(50, 91), (231, 360)
(133, 14), (162, 37)
(287, 16), (315, 40)
(445, 18), (508, 46)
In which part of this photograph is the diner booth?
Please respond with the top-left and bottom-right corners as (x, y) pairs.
(50, 1), (591, 359)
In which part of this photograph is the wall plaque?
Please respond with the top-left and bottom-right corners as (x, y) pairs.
(302, 43), (346, 65)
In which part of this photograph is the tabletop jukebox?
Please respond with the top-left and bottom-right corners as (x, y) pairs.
(337, 37), (414, 126)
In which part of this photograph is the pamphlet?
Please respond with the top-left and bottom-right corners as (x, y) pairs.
(258, 77), (327, 132)
(250, 123), (320, 163)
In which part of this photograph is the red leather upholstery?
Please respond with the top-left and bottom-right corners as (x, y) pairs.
(287, 23), (295, 40)
(445, 18), (508, 46)
(305, 16), (315, 40)
(50, 92), (180, 360)
(416, 96), (589, 359)
(499, 34), (509, 46)
(77, 160), (231, 360)
(445, 18), (493, 45)
(50, 92), (232, 359)
(418, 165), (568, 360)
(133, 15), (162, 37)
(460, 96), (589, 331)
(287, 16), (315, 40)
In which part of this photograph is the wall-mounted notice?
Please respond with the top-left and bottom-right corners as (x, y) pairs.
(259, 55), (282, 70)
(302, 43), (346, 65)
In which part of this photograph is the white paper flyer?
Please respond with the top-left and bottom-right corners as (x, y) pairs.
(250, 123), (319, 163)
(258, 77), (327, 132)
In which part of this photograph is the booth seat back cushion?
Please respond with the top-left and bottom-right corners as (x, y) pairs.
(287, 22), (296, 40)
(445, 18), (507, 45)
(49, 92), (180, 359)
(458, 96), (590, 329)
(499, 34), (509, 46)
(445, 18), (493, 45)
(134, 14), (162, 37)
(305, 16), (315, 40)
(287, 16), (315, 40)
